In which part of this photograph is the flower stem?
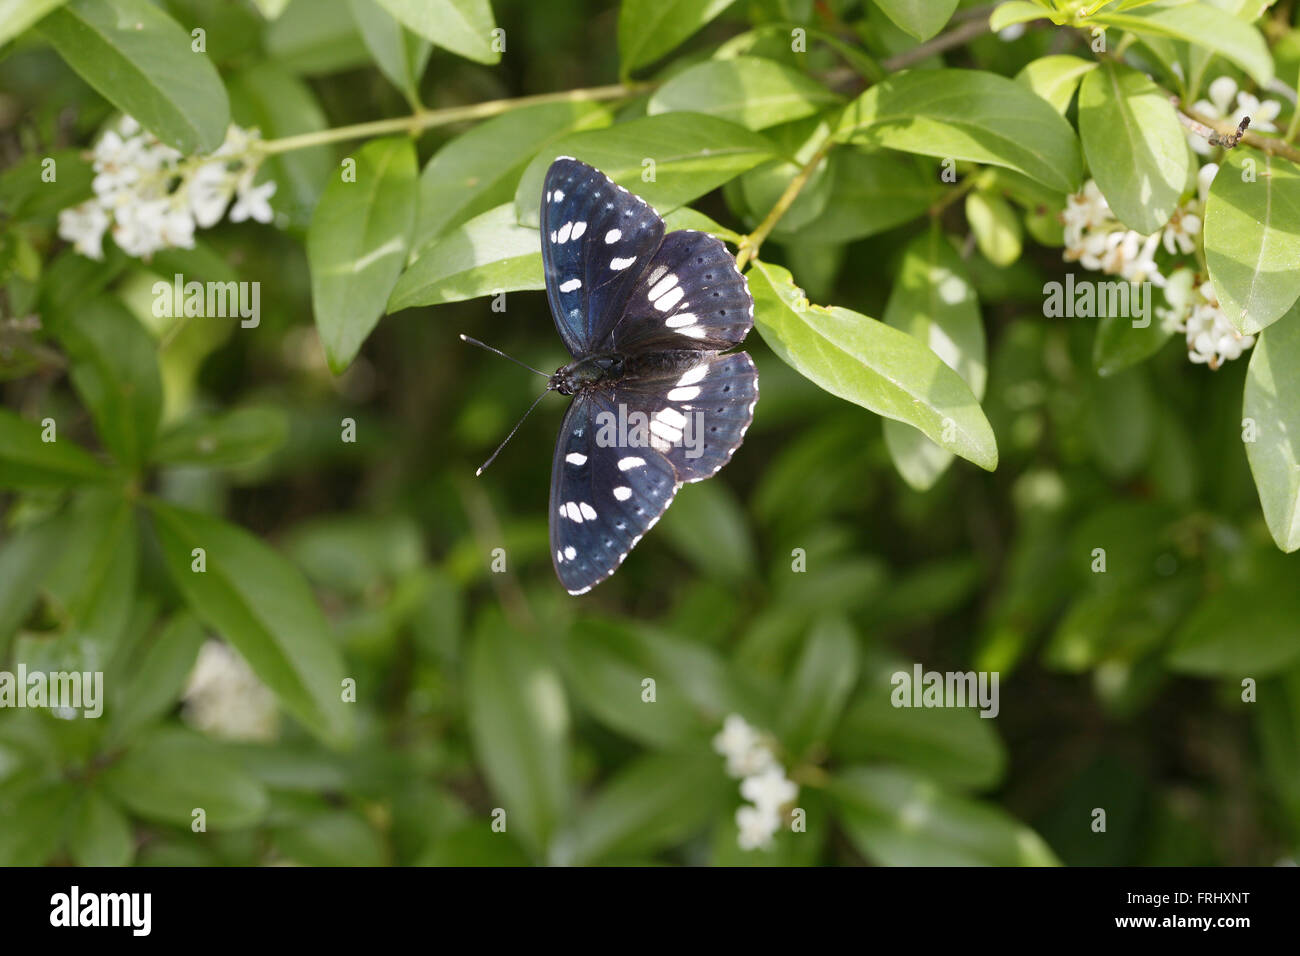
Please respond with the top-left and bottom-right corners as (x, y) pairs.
(256, 83), (651, 156)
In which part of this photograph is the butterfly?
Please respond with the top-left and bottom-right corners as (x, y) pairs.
(534, 157), (759, 595)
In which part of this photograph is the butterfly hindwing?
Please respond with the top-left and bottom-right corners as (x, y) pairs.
(611, 351), (759, 483)
(542, 157), (664, 356)
(550, 391), (679, 595)
(604, 229), (755, 354)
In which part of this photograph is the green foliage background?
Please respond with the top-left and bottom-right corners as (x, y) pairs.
(1, 0), (1299, 866)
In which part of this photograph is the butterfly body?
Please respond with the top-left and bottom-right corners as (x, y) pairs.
(537, 157), (759, 595)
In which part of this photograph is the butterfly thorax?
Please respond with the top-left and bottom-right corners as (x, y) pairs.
(551, 353), (625, 395)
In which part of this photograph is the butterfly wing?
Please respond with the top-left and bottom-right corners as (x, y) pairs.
(542, 157), (665, 356)
(611, 351), (759, 483)
(550, 390), (680, 595)
(602, 229), (754, 354)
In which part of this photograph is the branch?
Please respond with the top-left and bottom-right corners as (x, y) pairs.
(257, 83), (652, 155)
(736, 136), (835, 270)
(1179, 101), (1300, 164)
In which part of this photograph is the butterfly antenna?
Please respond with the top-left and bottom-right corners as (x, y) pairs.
(459, 334), (550, 378)
(475, 383), (554, 476)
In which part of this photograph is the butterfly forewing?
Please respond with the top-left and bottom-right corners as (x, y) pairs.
(550, 391), (679, 594)
(541, 157), (664, 356)
(604, 230), (755, 354)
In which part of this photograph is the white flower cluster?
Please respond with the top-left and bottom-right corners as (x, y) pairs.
(1188, 76), (1281, 156)
(58, 115), (276, 262)
(1063, 160), (1254, 369)
(182, 640), (279, 742)
(1158, 271), (1256, 369)
(712, 713), (798, 851)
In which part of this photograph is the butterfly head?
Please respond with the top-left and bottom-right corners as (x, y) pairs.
(551, 352), (625, 396)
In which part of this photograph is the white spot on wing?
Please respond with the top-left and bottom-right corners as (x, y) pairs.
(656, 407), (688, 430)
(559, 278), (582, 292)
(610, 256), (636, 271)
(648, 274), (678, 301)
(565, 452), (587, 466)
(564, 545), (577, 560)
(564, 500), (583, 523)
(570, 221), (586, 240)
(613, 486), (632, 501)
(667, 386), (700, 401)
(618, 456), (645, 471)
(605, 228), (621, 244)
(665, 311), (696, 328)
(557, 221), (573, 243)
(553, 188), (565, 202)
(579, 502), (597, 521)
(653, 286), (685, 312)
(677, 365), (708, 387)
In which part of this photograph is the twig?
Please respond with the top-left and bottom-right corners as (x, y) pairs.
(881, 14), (995, 72)
(736, 135), (835, 270)
(257, 83), (652, 155)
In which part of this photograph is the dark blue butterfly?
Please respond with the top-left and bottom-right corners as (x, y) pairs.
(540, 157), (758, 595)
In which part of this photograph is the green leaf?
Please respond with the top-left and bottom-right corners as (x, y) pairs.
(152, 406), (289, 468)
(274, 810), (387, 865)
(552, 749), (729, 865)
(148, 501), (354, 748)
(227, 64), (333, 228)
(881, 226), (986, 490)
(249, 0), (292, 17)
(1, 0), (70, 46)
(102, 727), (269, 828)
(1015, 54), (1097, 115)
(372, 0), (500, 64)
(647, 56), (841, 130)
(559, 618), (731, 749)
(1093, 311), (1174, 376)
(1078, 61), (1189, 235)
(0, 780), (75, 865)
(1094, 1), (1272, 87)
(787, 149), (939, 244)
(989, 1), (1050, 32)
(263, 0), (371, 74)
(873, 0), (959, 41)
(779, 617), (860, 756)
(831, 766), (1058, 865)
(833, 662), (1007, 791)
(837, 68), (1082, 194)
(68, 789), (134, 866)
(0, 148), (93, 221)
(466, 611), (571, 858)
(415, 101), (611, 250)
(38, 0), (230, 155)
(106, 612), (205, 745)
(348, 0), (430, 106)
(58, 296), (162, 471)
(749, 260), (998, 472)
(965, 189), (1023, 267)
(618, 0), (739, 75)
(308, 136), (417, 372)
(657, 480), (755, 583)
(0, 517), (63, 657)
(1205, 151), (1300, 335)
(513, 113), (776, 228)
(390, 204), (543, 311)
(0, 408), (109, 489)
(1168, 554), (1300, 676)
(1244, 307), (1300, 552)
(43, 489), (137, 659)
